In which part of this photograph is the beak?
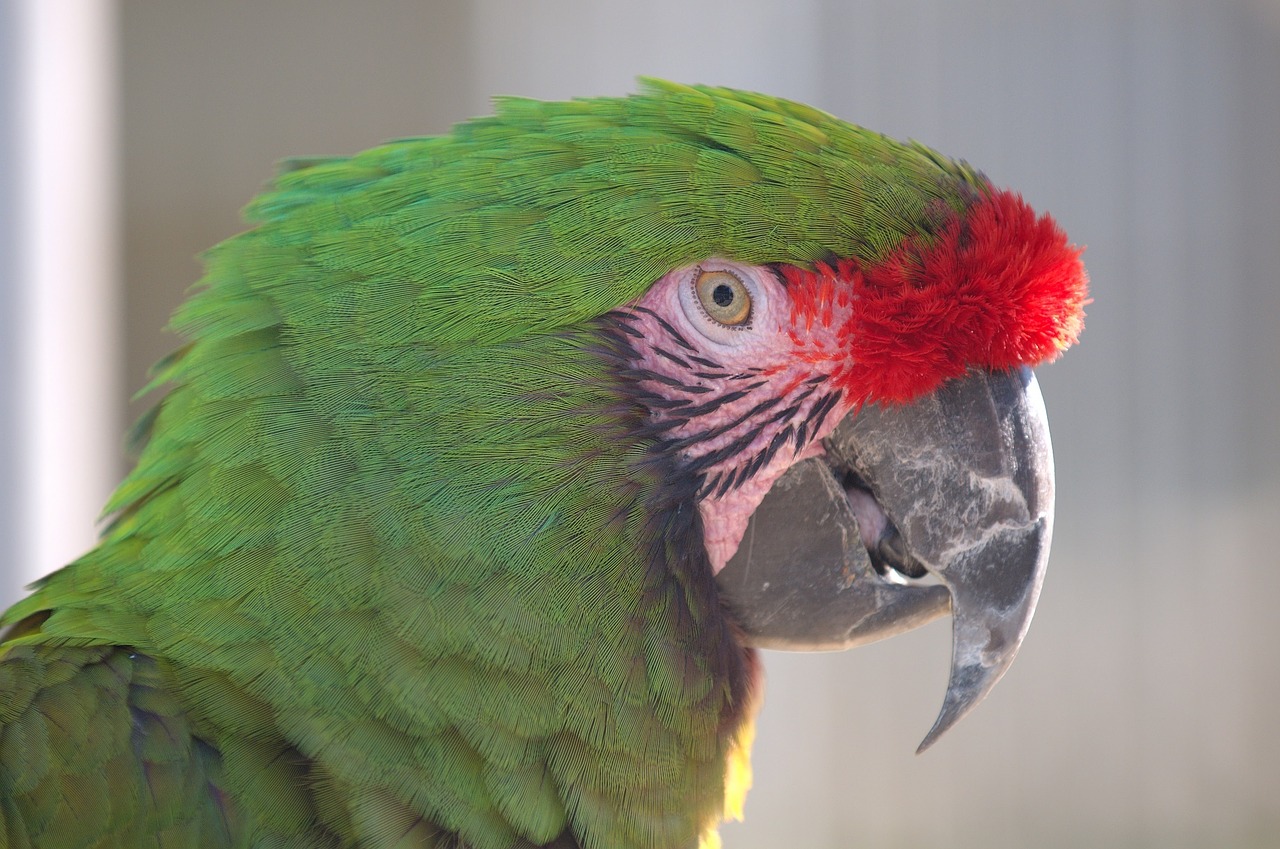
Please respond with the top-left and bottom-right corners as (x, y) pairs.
(716, 367), (1054, 752)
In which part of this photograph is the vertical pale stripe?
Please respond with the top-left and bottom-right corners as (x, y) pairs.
(15, 0), (120, 587)
(0, 4), (20, 607)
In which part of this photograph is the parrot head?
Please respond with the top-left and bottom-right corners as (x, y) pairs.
(607, 180), (1082, 749)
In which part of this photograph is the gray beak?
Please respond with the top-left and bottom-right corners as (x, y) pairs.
(716, 366), (1054, 752)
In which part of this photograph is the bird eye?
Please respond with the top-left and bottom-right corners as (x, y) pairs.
(694, 270), (752, 327)
(674, 261), (767, 345)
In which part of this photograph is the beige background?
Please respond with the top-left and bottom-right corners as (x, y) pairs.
(4, 1), (1280, 846)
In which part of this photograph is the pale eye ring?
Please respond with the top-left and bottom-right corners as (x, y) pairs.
(694, 269), (752, 327)
(674, 260), (767, 345)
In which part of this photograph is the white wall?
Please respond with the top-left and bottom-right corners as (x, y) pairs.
(3, 1), (1278, 845)
(0, 1), (19, 605)
(2, 0), (120, 591)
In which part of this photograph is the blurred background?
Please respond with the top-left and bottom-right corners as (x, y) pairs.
(2, 1), (1278, 846)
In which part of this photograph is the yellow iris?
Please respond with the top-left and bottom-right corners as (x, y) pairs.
(694, 269), (752, 326)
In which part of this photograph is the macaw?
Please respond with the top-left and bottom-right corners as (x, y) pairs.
(0, 80), (1086, 849)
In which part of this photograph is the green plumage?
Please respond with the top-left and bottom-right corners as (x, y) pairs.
(1, 81), (985, 848)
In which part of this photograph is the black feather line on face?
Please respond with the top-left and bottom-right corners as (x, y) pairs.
(653, 346), (692, 368)
(687, 353), (725, 370)
(631, 305), (698, 352)
(742, 439), (773, 480)
(617, 368), (713, 394)
(633, 394), (694, 412)
(800, 391), (843, 446)
(590, 337), (641, 361)
(702, 471), (722, 497)
(795, 418), (810, 450)
(713, 466), (740, 499)
(712, 426), (790, 500)
(764, 400), (805, 428)
(793, 380), (822, 401)
(740, 379), (815, 424)
(679, 389), (751, 420)
(662, 395), (782, 455)
(761, 424), (795, 470)
(604, 312), (646, 339)
(682, 427), (763, 478)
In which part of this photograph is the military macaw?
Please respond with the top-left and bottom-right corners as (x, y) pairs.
(0, 80), (1086, 849)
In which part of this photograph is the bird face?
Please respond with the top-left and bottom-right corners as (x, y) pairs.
(603, 188), (1083, 749)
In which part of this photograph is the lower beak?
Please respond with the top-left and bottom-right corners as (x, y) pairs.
(715, 367), (1055, 752)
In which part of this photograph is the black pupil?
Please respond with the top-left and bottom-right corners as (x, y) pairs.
(712, 284), (736, 308)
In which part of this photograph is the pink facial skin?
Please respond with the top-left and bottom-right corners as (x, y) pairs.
(611, 259), (859, 573)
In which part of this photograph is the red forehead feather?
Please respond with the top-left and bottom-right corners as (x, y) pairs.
(783, 188), (1088, 405)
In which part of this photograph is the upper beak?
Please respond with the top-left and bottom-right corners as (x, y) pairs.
(715, 366), (1055, 752)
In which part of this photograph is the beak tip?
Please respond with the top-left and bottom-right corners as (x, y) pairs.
(915, 634), (1026, 753)
(914, 662), (983, 754)
(915, 734), (940, 756)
